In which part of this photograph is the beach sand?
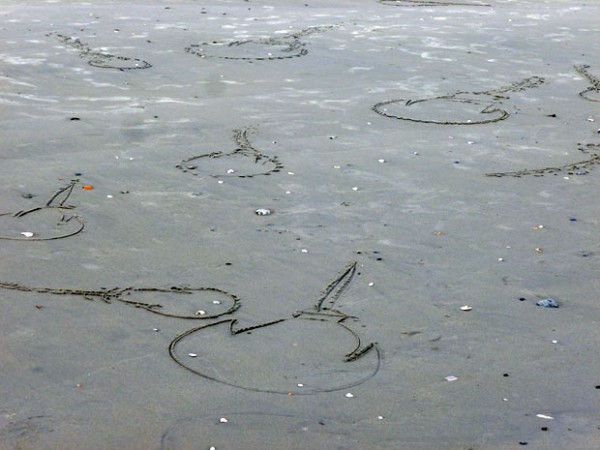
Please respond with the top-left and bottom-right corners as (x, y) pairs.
(1, 0), (599, 448)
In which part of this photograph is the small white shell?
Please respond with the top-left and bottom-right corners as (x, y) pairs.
(345, 392), (354, 398)
(255, 208), (271, 216)
(219, 417), (228, 423)
(188, 353), (197, 357)
(20, 231), (34, 238)
(195, 310), (206, 316)
(460, 305), (473, 311)
(445, 375), (458, 382)
(536, 414), (555, 420)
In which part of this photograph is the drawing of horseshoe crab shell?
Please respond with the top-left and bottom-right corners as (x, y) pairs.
(169, 262), (380, 394)
(0, 179), (84, 241)
(184, 26), (334, 61)
(372, 76), (544, 125)
(176, 127), (283, 178)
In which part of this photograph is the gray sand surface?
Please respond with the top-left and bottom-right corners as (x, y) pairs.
(1, 0), (599, 448)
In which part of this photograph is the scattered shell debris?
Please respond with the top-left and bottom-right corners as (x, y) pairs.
(287, 171), (295, 175)
(345, 392), (354, 398)
(532, 225), (544, 230)
(226, 169), (235, 174)
(188, 353), (198, 357)
(301, 248), (308, 253)
(255, 208), (271, 216)
(377, 416), (384, 420)
(445, 375), (458, 382)
(432, 231), (444, 236)
(333, 165), (341, 169)
(20, 232), (34, 238)
(212, 300), (221, 305)
(536, 414), (555, 420)
(536, 298), (559, 308)
(219, 417), (228, 423)
(195, 310), (206, 316)
(352, 186), (359, 191)
(460, 305), (472, 311)
(378, 159), (386, 163)
(534, 247), (543, 253)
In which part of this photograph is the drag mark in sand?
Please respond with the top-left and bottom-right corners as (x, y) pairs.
(574, 64), (600, 102)
(485, 143), (600, 178)
(176, 126), (283, 178)
(0, 282), (240, 320)
(379, 0), (490, 6)
(168, 262), (381, 395)
(372, 76), (544, 125)
(48, 33), (151, 70)
(0, 179), (84, 241)
(184, 25), (336, 61)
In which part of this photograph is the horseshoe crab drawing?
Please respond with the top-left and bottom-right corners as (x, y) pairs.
(379, 0), (490, 6)
(486, 143), (600, 178)
(48, 33), (151, 70)
(372, 76), (544, 125)
(176, 127), (283, 178)
(160, 412), (361, 450)
(169, 262), (381, 394)
(0, 281), (240, 319)
(0, 179), (84, 241)
(184, 26), (335, 61)
(574, 64), (600, 102)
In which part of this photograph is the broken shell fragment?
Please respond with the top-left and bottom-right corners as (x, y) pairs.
(460, 305), (473, 311)
(195, 310), (206, 316)
(345, 392), (354, 398)
(255, 208), (271, 216)
(188, 353), (198, 357)
(219, 417), (228, 423)
(445, 375), (458, 382)
(20, 231), (34, 238)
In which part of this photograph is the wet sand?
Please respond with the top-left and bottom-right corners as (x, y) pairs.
(1, 0), (600, 448)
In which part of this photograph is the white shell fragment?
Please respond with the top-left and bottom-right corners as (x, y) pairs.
(226, 169), (235, 174)
(460, 305), (473, 311)
(255, 208), (271, 216)
(195, 310), (206, 316)
(352, 186), (359, 191)
(378, 159), (386, 163)
(536, 414), (555, 420)
(445, 375), (458, 382)
(219, 417), (228, 423)
(345, 392), (354, 398)
(212, 300), (221, 305)
(20, 231), (34, 237)
(188, 353), (197, 357)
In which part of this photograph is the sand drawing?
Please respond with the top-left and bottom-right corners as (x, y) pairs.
(176, 126), (283, 178)
(48, 33), (152, 70)
(574, 65), (600, 102)
(169, 262), (381, 394)
(184, 25), (335, 61)
(372, 76), (544, 125)
(485, 143), (600, 178)
(379, 0), (490, 6)
(160, 412), (361, 450)
(0, 282), (240, 319)
(0, 179), (84, 241)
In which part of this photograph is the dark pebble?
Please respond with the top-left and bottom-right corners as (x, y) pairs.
(70, 117), (80, 121)
(569, 218), (577, 222)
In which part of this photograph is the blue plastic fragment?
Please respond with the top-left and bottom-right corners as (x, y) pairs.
(536, 298), (559, 308)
